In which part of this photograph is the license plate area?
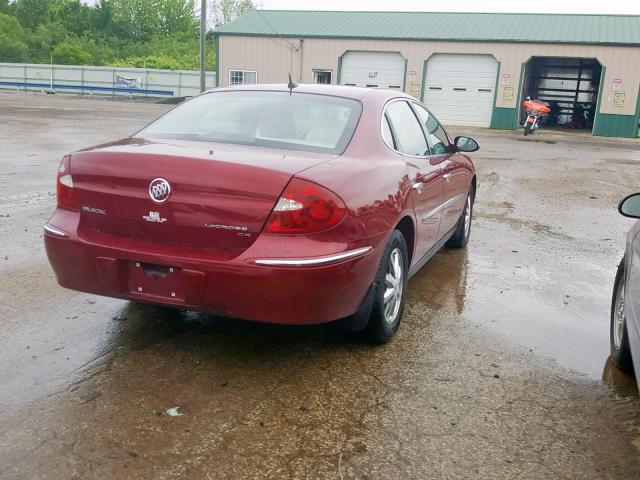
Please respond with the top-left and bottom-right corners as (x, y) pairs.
(128, 261), (184, 301)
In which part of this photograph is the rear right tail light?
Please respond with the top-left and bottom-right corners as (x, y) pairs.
(56, 155), (78, 210)
(264, 178), (347, 234)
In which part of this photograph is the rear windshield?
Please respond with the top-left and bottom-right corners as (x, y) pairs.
(137, 91), (362, 154)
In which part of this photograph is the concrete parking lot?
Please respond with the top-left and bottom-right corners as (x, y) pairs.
(1, 91), (639, 479)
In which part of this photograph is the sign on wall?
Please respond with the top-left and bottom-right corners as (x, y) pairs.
(503, 86), (514, 101)
(502, 73), (511, 85)
(409, 83), (421, 98)
(612, 78), (624, 91)
(408, 70), (417, 83)
(613, 92), (625, 107)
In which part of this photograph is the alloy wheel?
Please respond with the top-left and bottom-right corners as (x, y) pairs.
(464, 194), (472, 238)
(613, 275), (626, 350)
(384, 247), (403, 324)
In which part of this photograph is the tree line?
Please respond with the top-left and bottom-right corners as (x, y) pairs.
(0, 0), (255, 70)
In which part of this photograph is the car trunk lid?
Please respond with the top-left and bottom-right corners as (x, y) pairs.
(71, 138), (336, 252)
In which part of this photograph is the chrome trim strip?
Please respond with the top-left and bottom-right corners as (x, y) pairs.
(422, 204), (444, 221)
(254, 247), (373, 267)
(421, 194), (464, 221)
(442, 193), (464, 209)
(43, 224), (68, 238)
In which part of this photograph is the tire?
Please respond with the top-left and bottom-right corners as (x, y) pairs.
(524, 122), (532, 136)
(610, 258), (634, 373)
(367, 229), (409, 343)
(446, 185), (474, 249)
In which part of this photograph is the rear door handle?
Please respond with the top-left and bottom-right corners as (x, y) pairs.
(412, 181), (423, 190)
(443, 173), (452, 182)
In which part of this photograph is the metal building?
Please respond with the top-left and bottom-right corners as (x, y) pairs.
(213, 11), (640, 138)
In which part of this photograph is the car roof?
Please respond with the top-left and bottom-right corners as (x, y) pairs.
(207, 83), (411, 102)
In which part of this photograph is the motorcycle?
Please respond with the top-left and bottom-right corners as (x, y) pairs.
(522, 97), (551, 136)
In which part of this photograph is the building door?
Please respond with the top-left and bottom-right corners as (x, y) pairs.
(423, 54), (498, 127)
(340, 51), (405, 90)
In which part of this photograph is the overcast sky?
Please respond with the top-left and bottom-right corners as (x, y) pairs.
(258, 0), (640, 15)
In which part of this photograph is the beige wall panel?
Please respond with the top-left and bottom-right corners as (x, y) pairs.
(219, 36), (640, 116)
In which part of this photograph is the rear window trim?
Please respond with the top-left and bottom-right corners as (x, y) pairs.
(135, 90), (364, 156)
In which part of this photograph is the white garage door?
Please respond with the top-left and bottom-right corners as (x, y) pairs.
(340, 51), (405, 90)
(423, 54), (498, 127)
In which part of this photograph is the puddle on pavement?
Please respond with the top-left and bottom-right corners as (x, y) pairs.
(602, 356), (639, 397)
(407, 242), (624, 382)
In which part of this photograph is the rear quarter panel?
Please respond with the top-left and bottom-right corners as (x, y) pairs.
(297, 93), (415, 244)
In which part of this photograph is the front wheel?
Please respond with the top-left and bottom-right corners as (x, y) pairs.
(367, 230), (409, 343)
(446, 185), (474, 249)
(610, 258), (634, 373)
(524, 122), (533, 136)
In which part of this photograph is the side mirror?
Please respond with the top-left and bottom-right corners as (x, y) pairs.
(454, 136), (479, 153)
(619, 193), (640, 219)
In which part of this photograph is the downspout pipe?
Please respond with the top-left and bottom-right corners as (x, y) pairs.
(299, 39), (304, 83)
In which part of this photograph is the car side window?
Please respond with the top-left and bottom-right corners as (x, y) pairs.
(385, 101), (429, 157)
(412, 104), (450, 155)
(382, 115), (396, 149)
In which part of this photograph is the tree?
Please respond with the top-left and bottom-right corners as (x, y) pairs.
(0, 0), (206, 70)
(27, 22), (68, 63)
(11, 0), (50, 30)
(109, 0), (197, 41)
(158, 0), (197, 36)
(52, 41), (93, 65)
(208, 0), (254, 27)
(0, 13), (29, 61)
(49, 0), (95, 36)
(109, 0), (160, 42)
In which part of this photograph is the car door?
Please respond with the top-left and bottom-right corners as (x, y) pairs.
(384, 100), (444, 264)
(625, 228), (640, 381)
(412, 104), (469, 235)
(627, 229), (640, 337)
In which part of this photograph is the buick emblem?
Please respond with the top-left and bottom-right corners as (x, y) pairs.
(149, 178), (171, 204)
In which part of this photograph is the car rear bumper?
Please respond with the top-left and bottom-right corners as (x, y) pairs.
(44, 210), (383, 325)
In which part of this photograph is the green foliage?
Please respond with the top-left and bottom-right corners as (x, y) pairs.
(0, 13), (29, 62)
(109, 33), (211, 69)
(10, 0), (49, 30)
(209, 0), (254, 27)
(158, 0), (198, 36)
(109, 0), (197, 42)
(0, 0), (254, 70)
(52, 41), (93, 65)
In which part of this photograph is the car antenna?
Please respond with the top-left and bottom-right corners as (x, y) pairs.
(287, 73), (297, 96)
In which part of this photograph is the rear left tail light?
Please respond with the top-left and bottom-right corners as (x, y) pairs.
(264, 178), (346, 234)
(57, 155), (78, 210)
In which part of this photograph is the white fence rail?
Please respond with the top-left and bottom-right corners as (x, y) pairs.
(0, 63), (216, 97)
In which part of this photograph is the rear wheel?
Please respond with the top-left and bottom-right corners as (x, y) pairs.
(610, 258), (634, 373)
(367, 230), (408, 343)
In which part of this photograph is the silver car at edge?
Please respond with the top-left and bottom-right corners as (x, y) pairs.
(610, 192), (640, 388)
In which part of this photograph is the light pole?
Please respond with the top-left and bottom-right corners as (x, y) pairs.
(199, 0), (207, 93)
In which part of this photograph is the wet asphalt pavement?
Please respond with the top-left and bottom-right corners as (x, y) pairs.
(1, 91), (640, 479)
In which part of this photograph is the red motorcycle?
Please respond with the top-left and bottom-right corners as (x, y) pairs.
(522, 97), (551, 136)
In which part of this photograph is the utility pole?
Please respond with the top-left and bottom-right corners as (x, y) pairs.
(199, 0), (207, 93)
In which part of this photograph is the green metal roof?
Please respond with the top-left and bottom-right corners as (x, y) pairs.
(213, 10), (640, 46)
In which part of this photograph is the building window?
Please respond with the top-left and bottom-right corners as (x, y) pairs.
(229, 70), (257, 85)
(313, 70), (332, 84)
